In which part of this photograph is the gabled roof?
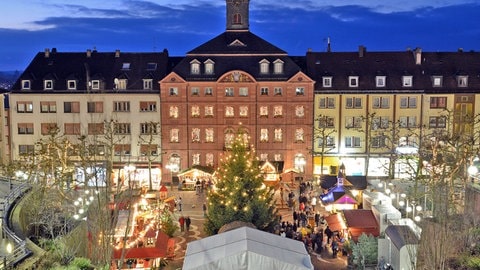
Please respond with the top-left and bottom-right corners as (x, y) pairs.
(385, 225), (419, 249)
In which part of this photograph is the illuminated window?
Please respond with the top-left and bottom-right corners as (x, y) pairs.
(205, 106), (214, 117)
(169, 106), (179, 118)
(205, 128), (214, 142)
(170, 129), (179, 143)
(239, 106), (248, 117)
(295, 106), (304, 117)
(260, 106), (268, 117)
(192, 128), (200, 142)
(295, 128), (304, 142)
(191, 105), (200, 117)
(260, 129), (268, 142)
(274, 128), (282, 142)
(225, 106), (234, 117)
(273, 105), (282, 117)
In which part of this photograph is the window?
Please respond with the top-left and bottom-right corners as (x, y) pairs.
(274, 128), (282, 142)
(259, 59), (270, 74)
(146, 62), (157, 70)
(430, 97), (447, 109)
(116, 79), (127, 90)
(191, 87), (200, 96)
(67, 80), (76, 90)
(345, 117), (362, 128)
(192, 153), (200, 166)
(40, 101), (56, 113)
(372, 117), (389, 130)
(122, 63), (131, 70)
(140, 123), (158, 134)
(204, 59), (215, 74)
(19, 145), (34, 155)
(44, 80), (53, 90)
(114, 144), (131, 156)
(260, 87), (268, 95)
(206, 153), (214, 166)
(274, 154), (282, 161)
(273, 105), (283, 117)
(295, 106), (304, 117)
(169, 87), (178, 96)
(295, 87), (305, 96)
(260, 153), (268, 161)
(225, 106), (234, 117)
(399, 116), (417, 128)
(190, 59), (200, 75)
(345, 136), (361, 148)
(17, 101), (33, 113)
(319, 97), (335, 109)
(349, 76), (359, 87)
(169, 106), (179, 118)
(457, 76), (468, 87)
(64, 123), (81, 135)
(113, 101), (130, 112)
(91, 80), (100, 90)
(191, 105), (200, 117)
(205, 128), (214, 142)
(318, 116), (334, 128)
(205, 106), (214, 117)
(273, 59), (284, 74)
(295, 128), (304, 142)
(399, 136), (418, 148)
(88, 123), (104, 135)
(18, 123), (34, 134)
(192, 128), (200, 142)
(21, 80), (30, 90)
(143, 79), (153, 90)
(376, 76), (386, 87)
(318, 136), (335, 147)
(239, 87), (248, 96)
(170, 129), (179, 143)
(87, 101), (103, 113)
(64, 102), (80, 113)
(260, 129), (269, 142)
(205, 87), (213, 96)
(233, 13), (242, 24)
(400, 97), (417, 108)
(239, 106), (248, 117)
(41, 123), (57, 135)
(432, 76), (443, 87)
(140, 144), (158, 156)
(346, 97), (362, 108)
(224, 130), (234, 149)
(114, 123), (131, 135)
(372, 136), (387, 148)
(140, 101), (156, 112)
(260, 106), (268, 117)
(372, 97), (390, 109)
(402, 76), (413, 87)
(274, 87), (282, 95)
(429, 116), (446, 128)
(322, 77), (332, 87)
(225, 87), (234, 96)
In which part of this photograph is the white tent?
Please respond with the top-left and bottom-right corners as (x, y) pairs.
(183, 226), (313, 270)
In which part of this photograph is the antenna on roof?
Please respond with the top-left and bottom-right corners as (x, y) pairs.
(327, 37), (331, 52)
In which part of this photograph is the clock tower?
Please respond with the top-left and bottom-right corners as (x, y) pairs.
(226, 0), (249, 31)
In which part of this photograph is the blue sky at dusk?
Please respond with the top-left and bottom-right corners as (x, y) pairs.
(1, 0), (479, 70)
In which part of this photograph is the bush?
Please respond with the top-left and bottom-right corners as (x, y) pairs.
(69, 257), (94, 270)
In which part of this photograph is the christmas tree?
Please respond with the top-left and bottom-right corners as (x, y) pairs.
(204, 132), (279, 235)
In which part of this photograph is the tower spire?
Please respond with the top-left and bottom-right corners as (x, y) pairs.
(226, 0), (250, 31)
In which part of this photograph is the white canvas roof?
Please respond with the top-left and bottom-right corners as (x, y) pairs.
(183, 226), (313, 270)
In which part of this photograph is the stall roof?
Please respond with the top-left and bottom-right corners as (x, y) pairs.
(385, 225), (419, 250)
(324, 213), (346, 232)
(343, 210), (379, 241)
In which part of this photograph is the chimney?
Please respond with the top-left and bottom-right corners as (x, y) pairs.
(86, 49), (92, 58)
(458, 48), (463, 52)
(115, 49), (120, 58)
(44, 48), (50, 58)
(327, 37), (331, 52)
(415, 47), (422, 65)
(358, 45), (366, 57)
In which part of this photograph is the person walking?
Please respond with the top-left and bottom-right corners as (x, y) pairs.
(177, 197), (183, 212)
(185, 216), (191, 232)
(179, 216), (185, 232)
(324, 226), (333, 244)
(202, 203), (207, 217)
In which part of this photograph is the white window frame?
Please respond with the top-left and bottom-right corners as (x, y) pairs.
(349, 76), (359, 87)
(345, 136), (361, 148)
(259, 59), (270, 74)
(322, 77), (332, 87)
(143, 79), (153, 90)
(432, 76), (443, 87)
(273, 59), (284, 74)
(44, 80), (53, 90)
(67, 80), (76, 90)
(204, 59), (215, 75)
(190, 59), (201, 75)
(402, 76), (413, 87)
(376, 76), (386, 87)
(21, 80), (30, 90)
(457, 76), (468, 87)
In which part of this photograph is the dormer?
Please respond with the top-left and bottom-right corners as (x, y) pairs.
(259, 59), (270, 74)
(273, 59), (284, 74)
(226, 0), (250, 31)
(457, 75), (468, 87)
(21, 80), (31, 90)
(190, 59), (201, 75)
(432, 76), (443, 87)
(204, 59), (215, 75)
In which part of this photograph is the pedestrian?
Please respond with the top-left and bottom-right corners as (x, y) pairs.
(177, 196), (182, 211)
(202, 203), (207, 217)
(185, 216), (191, 231)
(324, 226), (333, 244)
(195, 179), (201, 195)
(314, 211), (320, 227)
(311, 196), (317, 211)
(179, 216), (185, 232)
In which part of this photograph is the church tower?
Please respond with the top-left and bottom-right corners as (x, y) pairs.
(226, 0), (250, 31)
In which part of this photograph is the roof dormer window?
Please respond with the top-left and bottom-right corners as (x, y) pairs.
(122, 63), (130, 70)
(322, 77), (332, 88)
(190, 59), (201, 75)
(457, 75), (468, 87)
(204, 59), (215, 75)
(259, 59), (270, 74)
(402, 76), (413, 87)
(91, 80), (100, 90)
(376, 76), (386, 87)
(67, 80), (76, 90)
(44, 80), (53, 90)
(432, 76), (443, 87)
(349, 76), (359, 87)
(273, 59), (284, 74)
(21, 80), (30, 90)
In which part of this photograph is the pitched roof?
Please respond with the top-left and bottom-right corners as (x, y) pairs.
(385, 225), (419, 249)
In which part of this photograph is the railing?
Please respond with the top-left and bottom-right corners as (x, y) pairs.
(0, 177), (32, 269)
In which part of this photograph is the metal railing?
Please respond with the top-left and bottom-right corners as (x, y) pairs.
(0, 177), (32, 269)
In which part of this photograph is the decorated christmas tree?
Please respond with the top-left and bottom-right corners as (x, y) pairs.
(204, 131), (279, 235)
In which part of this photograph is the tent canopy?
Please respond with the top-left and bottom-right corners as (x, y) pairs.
(183, 226), (313, 270)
